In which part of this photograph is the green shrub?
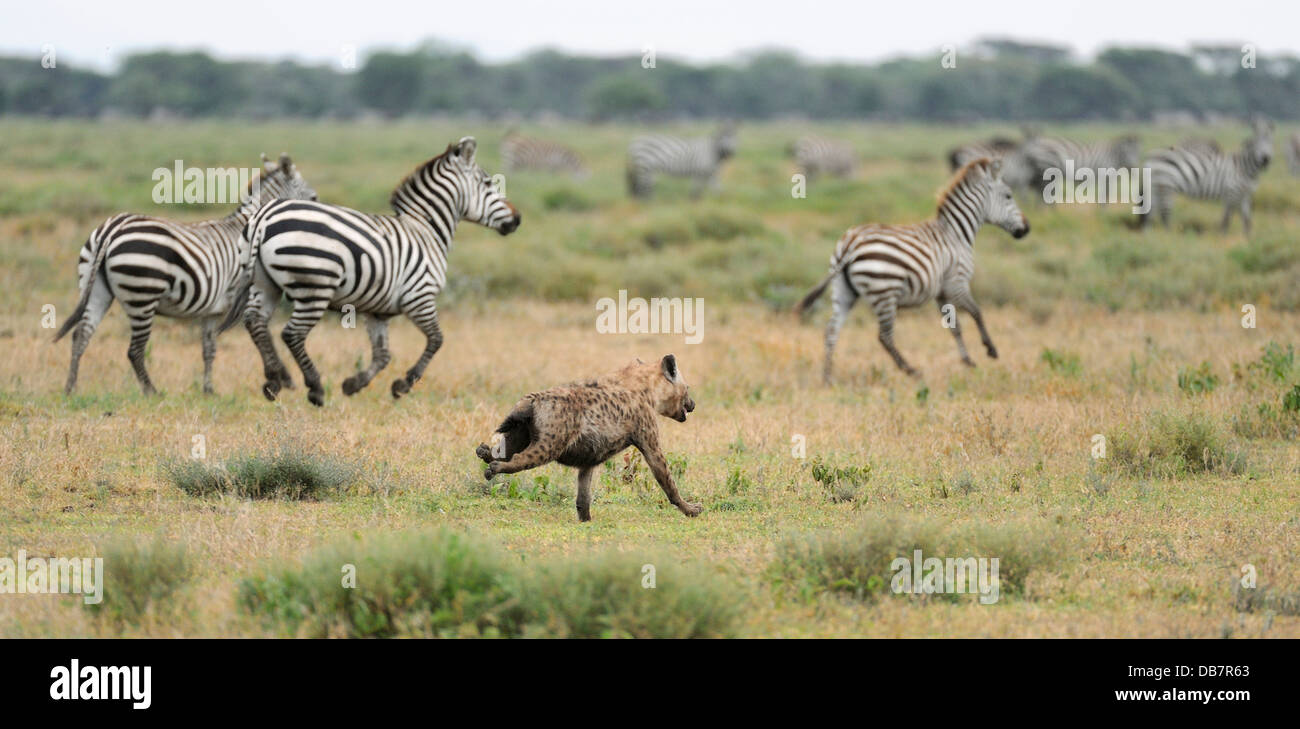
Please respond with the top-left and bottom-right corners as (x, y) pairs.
(1107, 413), (1246, 477)
(1040, 348), (1082, 376)
(239, 529), (740, 638)
(1177, 362), (1219, 395)
(1253, 342), (1296, 382)
(541, 186), (594, 212)
(165, 446), (358, 500)
(85, 535), (195, 625)
(807, 456), (871, 503)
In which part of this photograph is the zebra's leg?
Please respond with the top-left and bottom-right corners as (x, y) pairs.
(937, 295), (975, 367)
(871, 295), (920, 378)
(65, 275), (114, 394)
(392, 303), (444, 399)
(954, 290), (998, 359)
(822, 273), (858, 385)
(279, 300), (329, 407)
(200, 316), (217, 394)
(342, 314), (392, 396)
(124, 305), (160, 395)
(1155, 186), (1174, 228)
(1240, 197), (1253, 235)
(1221, 203), (1235, 233)
(244, 275), (294, 400)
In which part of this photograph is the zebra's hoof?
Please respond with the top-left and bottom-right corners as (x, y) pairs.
(307, 389), (325, 407)
(262, 381), (280, 401)
(962, 357), (976, 368)
(279, 373), (295, 390)
(986, 346), (999, 359)
(342, 376), (363, 396)
(391, 379), (411, 399)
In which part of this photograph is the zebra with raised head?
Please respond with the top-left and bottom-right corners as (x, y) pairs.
(626, 123), (737, 199)
(500, 130), (587, 177)
(1141, 118), (1273, 233)
(219, 136), (520, 407)
(796, 158), (1029, 382)
(54, 154), (315, 395)
(1022, 134), (1142, 199)
(789, 136), (856, 179)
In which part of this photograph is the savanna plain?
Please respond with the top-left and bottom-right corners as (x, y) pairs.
(1, 120), (1298, 637)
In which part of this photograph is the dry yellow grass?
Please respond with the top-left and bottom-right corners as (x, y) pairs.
(2, 298), (1297, 637)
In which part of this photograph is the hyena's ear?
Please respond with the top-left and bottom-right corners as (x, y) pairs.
(661, 354), (679, 382)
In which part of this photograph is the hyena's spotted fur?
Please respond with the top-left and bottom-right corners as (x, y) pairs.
(476, 354), (699, 522)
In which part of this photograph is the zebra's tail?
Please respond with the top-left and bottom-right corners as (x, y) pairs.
(794, 261), (846, 319)
(216, 223), (263, 335)
(53, 232), (111, 342)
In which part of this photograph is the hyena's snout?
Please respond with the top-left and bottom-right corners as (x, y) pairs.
(675, 394), (695, 422)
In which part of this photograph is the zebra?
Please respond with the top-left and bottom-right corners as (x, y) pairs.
(1140, 118), (1273, 233)
(54, 154), (316, 395)
(1285, 132), (1300, 176)
(500, 130), (587, 177)
(789, 136), (856, 179)
(626, 123), (737, 199)
(795, 158), (1029, 382)
(948, 136), (1019, 171)
(1021, 134), (1142, 201)
(218, 136), (520, 407)
(947, 128), (1039, 191)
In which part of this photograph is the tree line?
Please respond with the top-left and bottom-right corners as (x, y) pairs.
(2, 39), (1297, 121)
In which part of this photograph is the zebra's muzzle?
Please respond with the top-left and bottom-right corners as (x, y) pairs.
(1013, 219), (1030, 239)
(498, 208), (521, 235)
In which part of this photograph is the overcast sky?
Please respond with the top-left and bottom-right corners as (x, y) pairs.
(4, 0), (1298, 70)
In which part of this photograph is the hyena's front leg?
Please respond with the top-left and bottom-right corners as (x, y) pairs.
(635, 434), (701, 517)
(575, 467), (594, 522)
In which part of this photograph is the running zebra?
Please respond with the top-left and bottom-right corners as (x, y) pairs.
(626, 123), (737, 199)
(54, 154), (315, 395)
(789, 136), (856, 179)
(796, 158), (1029, 382)
(219, 137), (520, 407)
(500, 130), (587, 177)
(1022, 134), (1142, 199)
(1141, 118), (1273, 233)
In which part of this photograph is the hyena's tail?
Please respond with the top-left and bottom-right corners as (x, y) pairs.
(794, 260), (847, 319)
(476, 400), (535, 463)
(54, 230), (111, 342)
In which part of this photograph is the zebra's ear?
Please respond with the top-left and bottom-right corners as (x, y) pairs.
(453, 136), (478, 165)
(988, 158), (1003, 178)
(278, 153), (293, 173)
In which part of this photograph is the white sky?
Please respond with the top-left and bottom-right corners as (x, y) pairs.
(3, 0), (1298, 70)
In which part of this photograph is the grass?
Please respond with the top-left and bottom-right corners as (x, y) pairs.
(2, 119), (1300, 637)
(84, 534), (195, 627)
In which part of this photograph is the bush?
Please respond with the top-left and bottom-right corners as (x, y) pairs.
(239, 528), (740, 638)
(1177, 362), (1219, 395)
(772, 514), (1074, 603)
(541, 186), (594, 212)
(807, 456), (871, 503)
(85, 535), (195, 626)
(1107, 413), (1246, 477)
(165, 445), (358, 500)
(1040, 348), (1082, 376)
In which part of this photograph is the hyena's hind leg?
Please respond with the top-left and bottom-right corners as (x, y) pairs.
(64, 275), (114, 394)
(342, 314), (392, 396)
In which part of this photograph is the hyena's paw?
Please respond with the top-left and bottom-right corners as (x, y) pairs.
(391, 378), (411, 399)
(483, 461), (502, 480)
(679, 501), (703, 517)
(475, 443), (493, 463)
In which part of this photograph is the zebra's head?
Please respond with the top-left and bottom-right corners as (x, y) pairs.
(254, 153), (317, 205)
(981, 159), (1030, 239)
(418, 137), (520, 235)
(1113, 135), (1142, 169)
(714, 123), (738, 161)
(1245, 117), (1274, 170)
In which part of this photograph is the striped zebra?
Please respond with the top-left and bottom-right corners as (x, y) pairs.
(219, 136), (520, 407)
(1022, 134), (1142, 199)
(54, 154), (315, 395)
(500, 130), (587, 177)
(626, 123), (737, 199)
(1141, 118), (1273, 233)
(948, 136), (1019, 171)
(789, 136), (856, 179)
(795, 158), (1029, 382)
(948, 128), (1039, 191)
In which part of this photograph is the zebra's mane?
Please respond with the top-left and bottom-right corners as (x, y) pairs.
(389, 145), (455, 214)
(936, 158), (991, 211)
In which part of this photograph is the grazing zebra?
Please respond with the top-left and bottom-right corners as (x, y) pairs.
(54, 154), (316, 395)
(789, 136), (856, 179)
(1141, 118), (1273, 233)
(1022, 134), (1142, 199)
(1286, 132), (1300, 176)
(219, 137), (520, 407)
(795, 158), (1029, 382)
(948, 129), (1039, 191)
(626, 123), (737, 199)
(500, 130), (587, 177)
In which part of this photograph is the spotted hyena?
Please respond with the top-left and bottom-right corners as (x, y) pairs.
(476, 354), (700, 522)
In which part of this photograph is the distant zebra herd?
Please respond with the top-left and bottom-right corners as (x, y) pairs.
(56, 117), (1296, 400)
